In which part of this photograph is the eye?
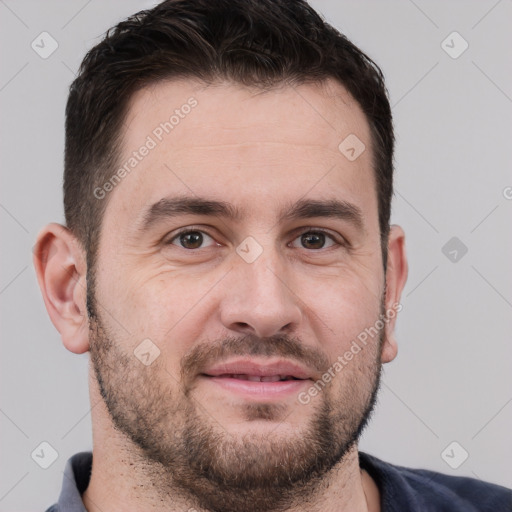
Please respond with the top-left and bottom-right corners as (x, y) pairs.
(168, 230), (217, 250)
(289, 229), (340, 250)
(166, 228), (343, 252)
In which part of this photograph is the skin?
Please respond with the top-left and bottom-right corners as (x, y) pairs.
(34, 78), (407, 512)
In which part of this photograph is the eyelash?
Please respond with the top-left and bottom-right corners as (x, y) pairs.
(166, 227), (345, 251)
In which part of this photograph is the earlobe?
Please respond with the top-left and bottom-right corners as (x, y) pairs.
(33, 223), (90, 354)
(381, 225), (408, 364)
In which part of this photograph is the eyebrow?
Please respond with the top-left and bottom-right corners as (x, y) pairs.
(279, 198), (364, 231)
(139, 196), (243, 232)
(137, 195), (364, 233)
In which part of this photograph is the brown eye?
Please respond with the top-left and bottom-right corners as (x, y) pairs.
(290, 230), (338, 250)
(301, 232), (326, 249)
(169, 230), (215, 249)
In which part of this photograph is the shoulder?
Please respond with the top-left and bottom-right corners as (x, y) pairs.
(359, 451), (512, 512)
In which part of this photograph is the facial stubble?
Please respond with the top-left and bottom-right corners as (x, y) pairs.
(87, 288), (384, 512)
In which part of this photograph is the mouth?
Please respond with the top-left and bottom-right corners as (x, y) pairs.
(208, 374), (304, 382)
(200, 359), (313, 400)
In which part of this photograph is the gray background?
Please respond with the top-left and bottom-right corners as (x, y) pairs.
(1, 1), (511, 510)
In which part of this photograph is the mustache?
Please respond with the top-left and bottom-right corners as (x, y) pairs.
(180, 334), (331, 386)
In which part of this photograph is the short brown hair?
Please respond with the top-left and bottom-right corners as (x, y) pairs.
(64, 0), (394, 270)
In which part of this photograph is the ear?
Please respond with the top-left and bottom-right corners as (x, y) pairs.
(33, 223), (90, 354)
(380, 224), (408, 364)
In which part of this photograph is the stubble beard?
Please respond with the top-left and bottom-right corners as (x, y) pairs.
(87, 288), (383, 512)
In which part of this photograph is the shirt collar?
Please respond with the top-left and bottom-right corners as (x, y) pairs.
(54, 451), (92, 512)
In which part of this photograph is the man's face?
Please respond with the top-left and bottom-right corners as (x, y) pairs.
(88, 78), (389, 509)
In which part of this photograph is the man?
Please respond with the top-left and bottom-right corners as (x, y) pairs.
(33, 0), (511, 511)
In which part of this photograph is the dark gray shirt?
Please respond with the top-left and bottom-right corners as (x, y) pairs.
(45, 451), (512, 511)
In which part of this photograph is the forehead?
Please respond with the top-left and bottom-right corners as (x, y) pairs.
(103, 78), (377, 234)
(124, 78), (370, 153)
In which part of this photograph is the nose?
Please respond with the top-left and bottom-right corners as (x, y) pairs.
(219, 249), (303, 339)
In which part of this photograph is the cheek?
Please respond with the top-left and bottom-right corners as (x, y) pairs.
(116, 270), (219, 348)
(298, 270), (383, 347)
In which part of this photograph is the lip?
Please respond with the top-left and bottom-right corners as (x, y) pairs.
(203, 358), (313, 380)
(200, 358), (313, 400)
(204, 375), (310, 399)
